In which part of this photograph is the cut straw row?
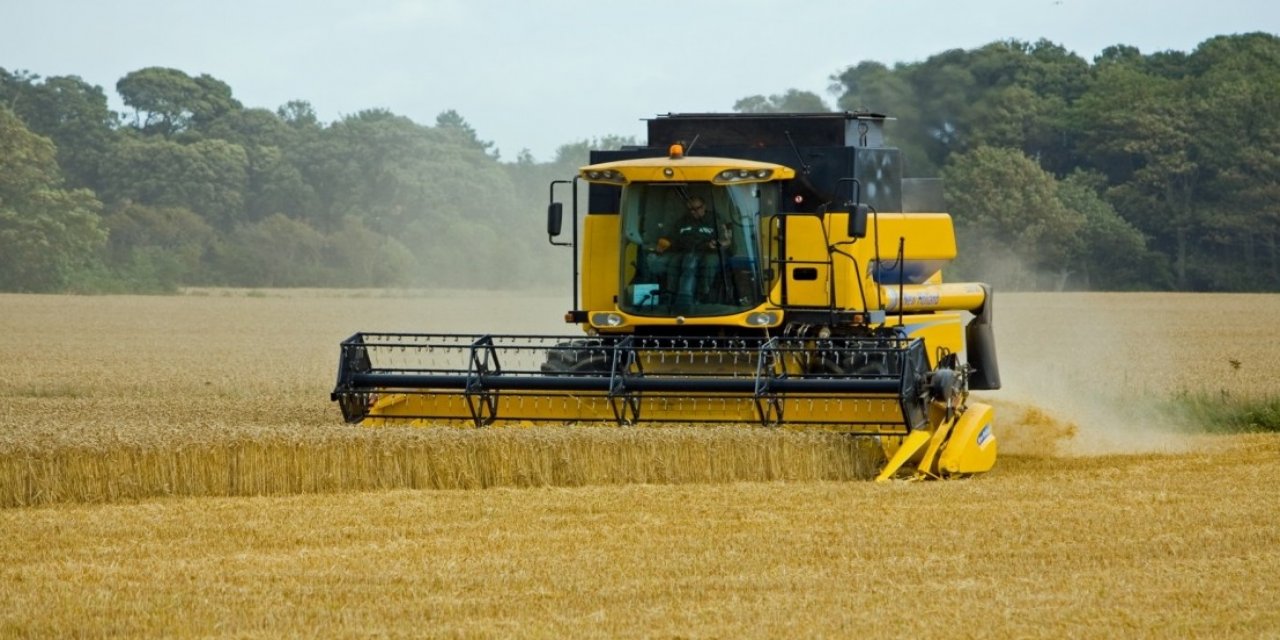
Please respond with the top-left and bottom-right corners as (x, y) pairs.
(0, 427), (883, 508)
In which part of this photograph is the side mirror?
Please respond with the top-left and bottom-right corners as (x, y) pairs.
(547, 202), (563, 237)
(847, 203), (869, 238)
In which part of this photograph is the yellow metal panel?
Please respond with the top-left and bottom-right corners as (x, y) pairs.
(937, 403), (997, 475)
(581, 156), (796, 184)
(778, 215), (831, 307)
(365, 391), (909, 434)
(581, 214), (619, 314)
(874, 428), (932, 482)
(867, 213), (957, 260)
(824, 213), (863, 312)
(886, 312), (966, 367)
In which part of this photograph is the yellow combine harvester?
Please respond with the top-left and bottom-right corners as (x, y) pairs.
(332, 112), (1001, 481)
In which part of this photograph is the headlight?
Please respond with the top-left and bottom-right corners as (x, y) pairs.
(582, 169), (625, 183)
(591, 312), (625, 327)
(745, 312), (779, 327)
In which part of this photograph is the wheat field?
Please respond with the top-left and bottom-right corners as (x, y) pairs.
(1, 290), (1278, 637)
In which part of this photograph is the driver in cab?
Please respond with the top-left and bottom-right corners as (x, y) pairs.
(654, 197), (731, 308)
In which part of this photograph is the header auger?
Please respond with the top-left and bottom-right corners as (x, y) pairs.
(332, 112), (1001, 481)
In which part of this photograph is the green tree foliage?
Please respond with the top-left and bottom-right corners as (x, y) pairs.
(1055, 171), (1166, 289)
(210, 214), (415, 287)
(941, 146), (1083, 288)
(99, 203), (216, 291)
(435, 109), (497, 157)
(733, 90), (831, 113)
(2, 66), (571, 292)
(1077, 65), (1200, 288)
(201, 107), (318, 222)
(296, 109), (512, 230)
(277, 100), (319, 128)
(0, 70), (119, 193)
(284, 108), (551, 287)
(100, 136), (249, 230)
(1183, 33), (1280, 290)
(0, 107), (106, 291)
(117, 67), (241, 137)
(204, 107), (296, 149)
(545, 135), (637, 167)
(965, 86), (1060, 157)
(830, 39), (1089, 174)
(829, 33), (1279, 290)
(1066, 35), (1280, 290)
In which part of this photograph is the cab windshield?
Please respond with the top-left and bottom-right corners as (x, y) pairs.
(618, 182), (778, 317)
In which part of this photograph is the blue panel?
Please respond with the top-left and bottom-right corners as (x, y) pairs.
(871, 259), (949, 285)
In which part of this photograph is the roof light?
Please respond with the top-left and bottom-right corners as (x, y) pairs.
(581, 168), (626, 184)
(714, 167), (775, 184)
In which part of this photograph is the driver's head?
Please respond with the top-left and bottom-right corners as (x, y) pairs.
(687, 197), (706, 217)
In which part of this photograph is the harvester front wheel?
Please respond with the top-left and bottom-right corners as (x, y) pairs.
(540, 340), (614, 374)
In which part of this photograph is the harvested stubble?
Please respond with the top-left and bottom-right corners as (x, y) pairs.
(0, 426), (881, 508)
(2, 436), (1278, 638)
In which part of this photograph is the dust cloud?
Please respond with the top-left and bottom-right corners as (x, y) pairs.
(988, 292), (1195, 457)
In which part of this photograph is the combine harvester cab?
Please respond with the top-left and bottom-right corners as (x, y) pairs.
(332, 112), (1001, 481)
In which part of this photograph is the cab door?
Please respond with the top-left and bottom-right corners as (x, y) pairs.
(772, 214), (830, 307)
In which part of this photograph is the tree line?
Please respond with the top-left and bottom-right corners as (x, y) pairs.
(0, 66), (601, 293)
(740, 33), (1280, 290)
(2, 32), (1277, 293)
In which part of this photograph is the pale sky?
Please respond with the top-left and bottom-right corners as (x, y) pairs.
(3, 0), (1275, 160)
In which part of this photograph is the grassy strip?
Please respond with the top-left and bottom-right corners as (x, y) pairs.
(1165, 393), (1280, 433)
